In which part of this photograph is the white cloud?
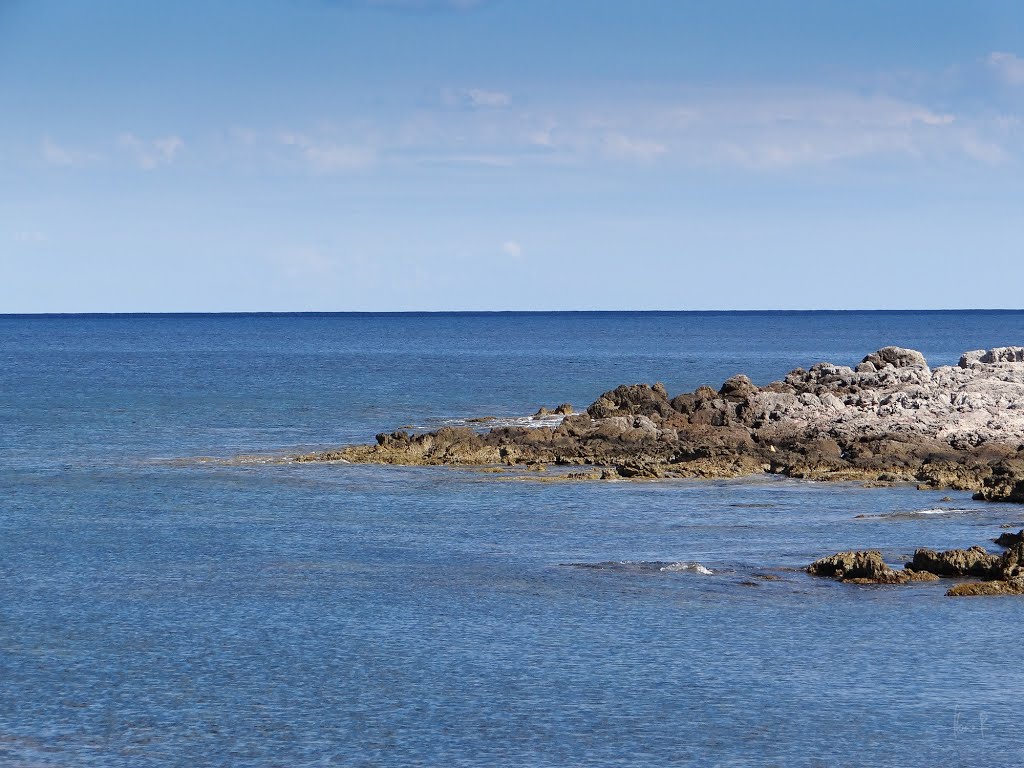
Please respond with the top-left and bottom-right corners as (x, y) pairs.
(988, 52), (1024, 86)
(441, 87), (511, 109)
(602, 133), (667, 162)
(119, 133), (184, 169)
(229, 85), (1019, 175)
(959, 135), (1009, 166)
(502, 240), (522, 258)
(40, 137), (99, 167)
(422, 89), (972, 170)
(13, 230), (47, 243)
(466, 88), (510, 108)
(279, 133), (376, 173)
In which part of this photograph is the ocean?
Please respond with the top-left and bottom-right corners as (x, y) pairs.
(3, 311), (1024, 767)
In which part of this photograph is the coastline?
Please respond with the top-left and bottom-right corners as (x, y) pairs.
(292, 345), (1024, 504)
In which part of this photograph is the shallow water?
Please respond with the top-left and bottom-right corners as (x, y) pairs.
(3, 311), (1024, 766)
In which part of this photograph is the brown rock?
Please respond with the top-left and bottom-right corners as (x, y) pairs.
(973, 460), (1024, 503)
(994, 529), (1024, 548)
(586, 384), (673, 420)
(908, 546), (1001, 579)
(807, 550), (907, 583)
(946, 581), (1024, 597)
(718, 374), (759, 401)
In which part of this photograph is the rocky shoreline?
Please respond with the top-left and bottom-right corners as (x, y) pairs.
(295, 345), (1024, 503)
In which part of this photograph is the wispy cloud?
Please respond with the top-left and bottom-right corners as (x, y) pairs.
(441, 87), (511, 109)
(501, 240), (522, 258)
(119, 133), (184, 169)
(40, 137), (100, 167)
(257, 87), (1009, 173)
(279, 132), (376, 173)
(601, 133), (667, 162)
(13, 230), (47, 243)
(988, 52), (1024, 86)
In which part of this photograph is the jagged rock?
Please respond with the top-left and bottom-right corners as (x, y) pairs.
(994, 529), (1024, 547)
(614, 459), (664, 478)
(860, 346), (929, 372)
(807, 550), (907, 583)
(908, 546), (1001, 579)
(973, 460), (1024, 503)
(719, 374), (759, 401)
(981, 347), (1024, 364)
(587, 384), (674, 420)
(999, 542), (1024, 580)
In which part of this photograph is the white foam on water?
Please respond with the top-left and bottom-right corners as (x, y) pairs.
(564, 560), (714, 575)
(857, 507), (976, 520)
(659, 561), (714, 575)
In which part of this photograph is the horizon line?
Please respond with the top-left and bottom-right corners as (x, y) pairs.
(2, 308), (1023, 319)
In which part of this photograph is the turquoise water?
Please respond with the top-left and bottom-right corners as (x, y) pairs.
(3, 311), (1024, 766)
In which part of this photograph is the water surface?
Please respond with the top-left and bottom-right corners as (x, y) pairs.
(3, 311), (1024, 766)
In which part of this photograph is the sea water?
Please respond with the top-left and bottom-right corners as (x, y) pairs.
(3, 311), (1024, 767)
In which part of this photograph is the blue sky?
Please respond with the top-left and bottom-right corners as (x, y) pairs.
(2, 0), (1023, 311)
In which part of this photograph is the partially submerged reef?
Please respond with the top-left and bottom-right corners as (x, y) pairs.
(807, 530), (1024, 596)
(296, 345), (1024, 503)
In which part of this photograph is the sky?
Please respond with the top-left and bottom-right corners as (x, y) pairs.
(1, 0), (1023, 312)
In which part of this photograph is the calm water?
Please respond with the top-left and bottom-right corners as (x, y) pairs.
(3, 311), (1024, 767)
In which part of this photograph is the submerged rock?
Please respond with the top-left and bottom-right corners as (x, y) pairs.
(946, 581), (1024, 596)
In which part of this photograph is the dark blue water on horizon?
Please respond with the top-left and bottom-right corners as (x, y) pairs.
(3, 311), (1024, 767)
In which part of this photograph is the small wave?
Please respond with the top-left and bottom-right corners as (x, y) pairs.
(563, 560), (713, 575)
(659, 561), (714, 575)
(855, 507), (974, 520)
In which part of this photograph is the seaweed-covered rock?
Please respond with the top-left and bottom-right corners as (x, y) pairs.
(946, 581), (1024, 597)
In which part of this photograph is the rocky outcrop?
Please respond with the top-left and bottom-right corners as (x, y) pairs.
(994, 529), (1024, 548)
(906, 546), (1002, 579)
(973, 460), (1024, 503)
(806, 550), (930, 584)
(807, 541), (1024, 596)
(294, 345), (1024, 498)
(942, 542), (1024, 596)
